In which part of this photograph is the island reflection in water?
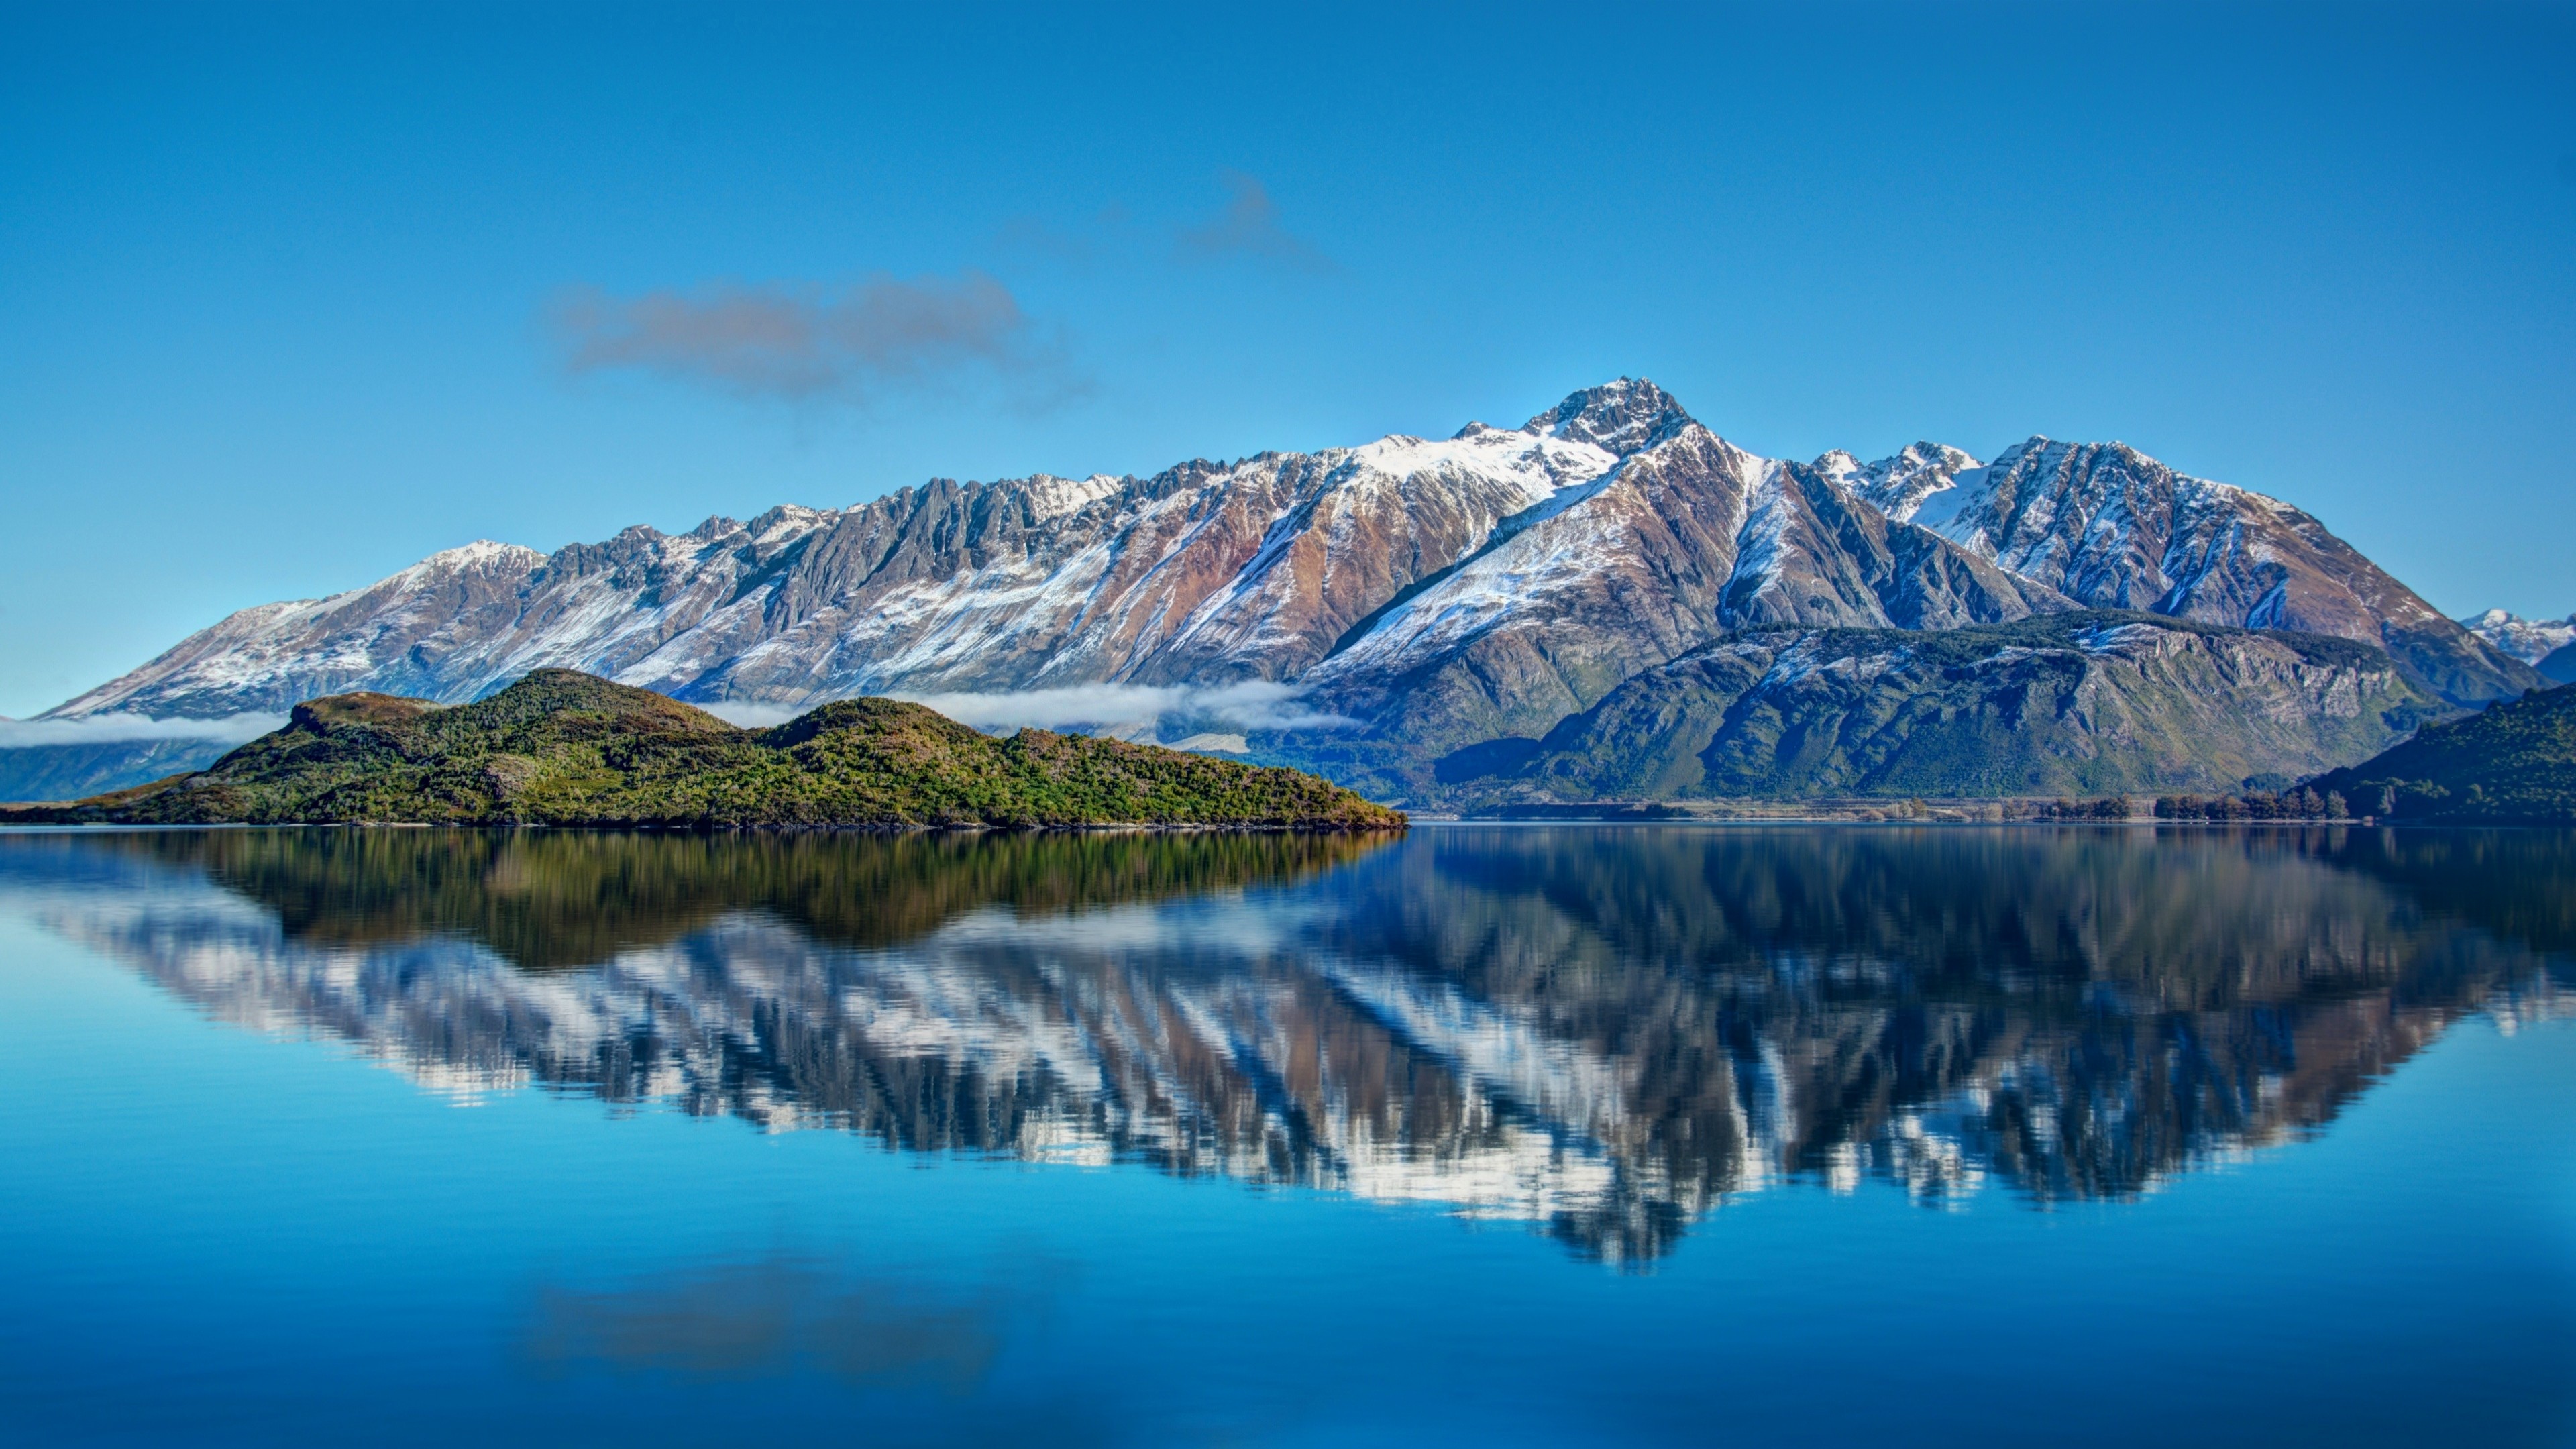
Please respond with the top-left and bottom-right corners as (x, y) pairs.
(8, 824), (2569, 1263)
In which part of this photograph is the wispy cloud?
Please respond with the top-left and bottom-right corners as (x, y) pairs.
(1175, 171), (1334, 274)
(896, 680), (1352, 734)
(549, 270), (1081, 406)
(0, 713), (286, 749)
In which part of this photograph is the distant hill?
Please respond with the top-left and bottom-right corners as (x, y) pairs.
(2307, 684), (2576, 824)
(3, 671), (1404, 830)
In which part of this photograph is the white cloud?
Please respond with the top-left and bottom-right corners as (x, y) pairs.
(895, 680), (1353, 734)
(899, 684), (1178, 730)
(1180, 680), (1356, 731)
(0, 686), (1351, 751)
(0, 713), (288, 749)
(696, 701), (807, 729)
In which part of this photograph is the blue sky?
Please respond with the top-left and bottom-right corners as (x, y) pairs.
(2, 1), (2571, 717)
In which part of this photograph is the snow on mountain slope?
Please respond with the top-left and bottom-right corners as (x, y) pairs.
(44, 421), (1624, 723)
(1892, 438), (2538, 704)
(1301, 393), (2063, 749)
(2465, 609), (2576, 685)
(48, 541), (552, 719)
(2462, 610), (2576, 666)
(1813, 442), (1981, 521)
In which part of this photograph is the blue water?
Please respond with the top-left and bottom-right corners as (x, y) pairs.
(1, 826), (2570, 1446)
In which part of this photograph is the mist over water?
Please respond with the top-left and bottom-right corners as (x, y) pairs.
(3, 824), (2571, 1444)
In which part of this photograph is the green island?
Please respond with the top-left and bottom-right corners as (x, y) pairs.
(0, 669), (1406, 831)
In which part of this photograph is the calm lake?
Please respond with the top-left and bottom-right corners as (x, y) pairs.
(2, 824), (2571, 1446)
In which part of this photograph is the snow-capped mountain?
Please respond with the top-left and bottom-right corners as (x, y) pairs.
(50, 401), (1630, 720)
(2462, 609), (2576, 684)
(20, 379), (2541, 800)
(1888, 437), (2532, 706)
(36, 379), (2070, 743)
(1812, 441), (1982, 520)
(1301, 390), (2059, 749)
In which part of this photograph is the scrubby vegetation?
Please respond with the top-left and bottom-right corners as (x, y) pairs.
(2153, 788), (2349, 821)
(2039, 797), (2141, 820)
(2307, 684), (2576, 824)
(6, 670), (1405, 831)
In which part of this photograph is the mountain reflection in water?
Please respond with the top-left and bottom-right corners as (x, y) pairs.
(6, 825), (2569, 1263)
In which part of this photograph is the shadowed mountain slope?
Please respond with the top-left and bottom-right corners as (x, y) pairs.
(1411, 612), (2444, 804)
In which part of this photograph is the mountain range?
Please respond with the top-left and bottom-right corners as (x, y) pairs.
(5, 380), (2551, 804)
(2462, 608), (2576, 684)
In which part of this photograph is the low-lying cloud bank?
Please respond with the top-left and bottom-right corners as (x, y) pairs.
(0, 713), (289, 749)
(898, 681), (1353, 734)
(0, 688), (1346, 753)
(644, 688), (1350, 735)
(696, 701), (807, 729)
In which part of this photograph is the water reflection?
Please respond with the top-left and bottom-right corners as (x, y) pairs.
(3, 826), (2568, 1262)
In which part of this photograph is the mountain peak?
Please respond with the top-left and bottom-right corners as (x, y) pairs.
(1523, 378), (1693, 453)
(1815, 441), (1984, 523)
(417, 540), (545, 571)
(2459, 608), (2576, 669)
